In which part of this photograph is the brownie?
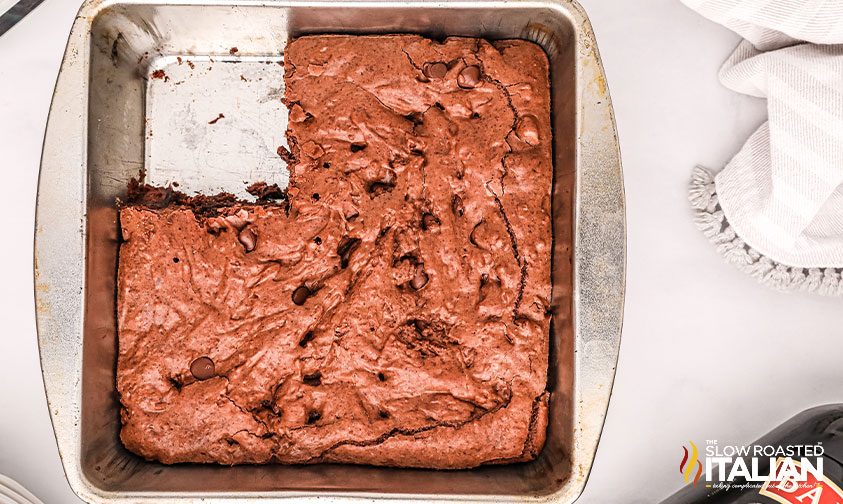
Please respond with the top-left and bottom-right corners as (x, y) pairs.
(117, 35), (553, 468)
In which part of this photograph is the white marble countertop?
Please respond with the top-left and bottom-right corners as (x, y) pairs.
(2, 0), (842, 502)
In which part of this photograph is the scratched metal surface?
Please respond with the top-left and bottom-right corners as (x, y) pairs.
(144, 55), (289, 198)
(34, 0), (625, 502)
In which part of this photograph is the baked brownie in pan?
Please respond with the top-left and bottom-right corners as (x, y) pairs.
(117, 35), (552, 469)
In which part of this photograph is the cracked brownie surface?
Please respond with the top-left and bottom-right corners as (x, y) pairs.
(117, 35), (553, 468)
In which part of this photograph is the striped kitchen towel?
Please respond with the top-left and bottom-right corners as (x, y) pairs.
(0, 475), (43, 504)
(682, 0), (843, 295)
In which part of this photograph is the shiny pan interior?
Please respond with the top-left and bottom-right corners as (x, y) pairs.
(34, 0), (625, 502)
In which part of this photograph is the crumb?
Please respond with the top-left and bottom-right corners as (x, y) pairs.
(246, 182), (287, 201)
(276, 145), (293, 163)
(208, 113), (225, 125)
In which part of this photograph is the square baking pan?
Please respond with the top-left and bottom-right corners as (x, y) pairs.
(34, 0), (625, 502)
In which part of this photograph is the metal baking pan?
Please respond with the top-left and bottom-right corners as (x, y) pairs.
(34, 0), (625, 502)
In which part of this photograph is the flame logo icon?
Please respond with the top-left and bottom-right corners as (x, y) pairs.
(680, 441), (703, 486)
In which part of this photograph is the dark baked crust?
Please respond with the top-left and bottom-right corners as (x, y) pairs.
(118, 35), (553, 468)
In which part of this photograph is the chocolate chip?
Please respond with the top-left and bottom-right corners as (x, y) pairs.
(423, 62), (448, 79)
(292, 285), (311, 305)
(238, 227), (257, 252)
(377, 372), (387, 382)
(350, 142), (367, 153)
(190, 356), (215, 380)
(314, 236), (322, 245)
(408, 318), (429, 334)
(337, 237), (361, 269)
(458, 65), (482, 88)
(404, 112), (424, 125)
(224, 213), (248, 231)
(312, 193), (320, 201)
(451, 194), (465, 217)
(410, 266), (429, 290)
(322, 162), (331, 169)
(302, 371), (322, 386)
(378, 409), (390, 419)
(469, 220), (483, 248)
(168, 376), (183, 391)
(306, 410), (321, 424)
(515, 114), (541, 145)
(172, 257), (180, 263)
(420, 213), (439, 230)
(299, 331), (316, 347)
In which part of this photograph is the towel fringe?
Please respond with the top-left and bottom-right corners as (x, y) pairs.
(689, 166), (842, 296)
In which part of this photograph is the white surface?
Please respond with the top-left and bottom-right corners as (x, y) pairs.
(1, 0), (842, 503)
